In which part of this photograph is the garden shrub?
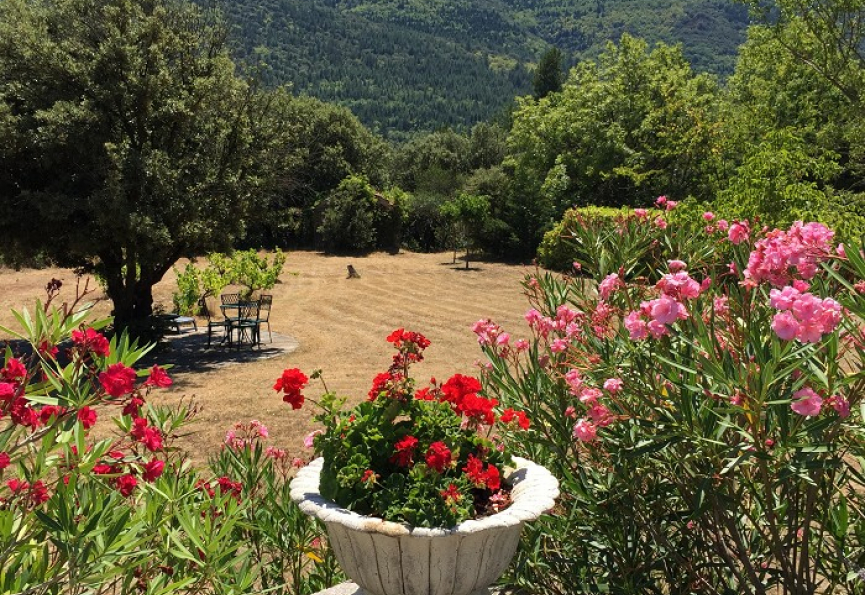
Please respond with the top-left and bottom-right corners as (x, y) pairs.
(317, 175), (379, 253)
(402, 191), (451, 252)
(537, 205), (665, 277)
(479, 213), (865, 593)
(172, 249), (286, 314)
(0, 286), (337, 594)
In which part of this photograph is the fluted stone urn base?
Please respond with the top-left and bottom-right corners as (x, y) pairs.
(290, 457), (558, 595)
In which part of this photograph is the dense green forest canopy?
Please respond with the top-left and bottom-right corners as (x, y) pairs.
(215, 0), (749, 139)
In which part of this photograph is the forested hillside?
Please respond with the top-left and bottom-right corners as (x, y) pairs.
(218, 0), (749, 139)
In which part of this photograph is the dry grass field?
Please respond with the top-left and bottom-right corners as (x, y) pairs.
(0, 251), (535, 463)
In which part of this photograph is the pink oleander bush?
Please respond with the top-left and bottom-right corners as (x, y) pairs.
(0, 282), (339, 595)
(478, 211), (865, 594)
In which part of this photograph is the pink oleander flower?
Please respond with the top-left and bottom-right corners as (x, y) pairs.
(603, 378), (623, 394)
(304, 429), (323, 449)
(647, 319), (670, 339)
(587, 403), (614, 427)
(634, 208), (648, 218)
(550, 338), (569, 353)
(657, 272), (701, 300)
(667, 260), (687, 273)
(565, 369), (583, 395)
(717, 219), (729, 232)
(472, 319), (501, 346)
(573, 419), (597, 442)
(702, 211), (715, 221)
(598, 273), (625, 300)
(827, 394), (850, 418)
(655, 195), (667, 206)
(579, 387), (603, 404)
(649, 295), (686, 325)
(791, 387), (823, 417)
(514, 339), (530, 352)
(770, 288), (841, 343)
(624, 311), (648, 340)
(713, 296), (729, 316)
(556, 304), (580, 327)
(654, 217), (668, 230)
(665, 200), (678, 211)
(745, 221), (835, 286)
(772, 312), (800, 341)
(728, 221), (750, 244)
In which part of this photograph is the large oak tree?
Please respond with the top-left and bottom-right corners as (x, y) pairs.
(0, 0), (271, 330)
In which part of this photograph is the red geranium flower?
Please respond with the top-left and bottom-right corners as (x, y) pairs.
(463, 454), (501, 491)
(440, 483), (462, 504)
(440, 374), (482, 408)
(425, 441), (452, 473)
(77, 406), (98, 429)
(457, 393), (498, 426)
(143, 365), (172, 388)
(275, 369), (308, 409)
(99, 363), (137, 397)
(500, 408), (531, 430)
(368, 371), (393, 401)
(391, 435), (419, 467)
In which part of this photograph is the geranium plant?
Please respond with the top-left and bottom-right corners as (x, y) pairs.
(276, 329), (531, 528)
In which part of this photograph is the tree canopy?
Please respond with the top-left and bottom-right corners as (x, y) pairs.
(0, 0), (271, 330)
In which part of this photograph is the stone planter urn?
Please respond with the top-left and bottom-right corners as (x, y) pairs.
(290, 457), (558, 595)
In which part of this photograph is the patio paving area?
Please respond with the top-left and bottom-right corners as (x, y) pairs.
(140, 327), (300, 373)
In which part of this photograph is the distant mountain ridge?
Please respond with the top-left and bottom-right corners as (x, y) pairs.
(217, 0), (749, 140)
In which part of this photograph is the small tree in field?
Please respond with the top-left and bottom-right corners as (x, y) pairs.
(440, 194), (490, 269)
(0, 0), (272, 333)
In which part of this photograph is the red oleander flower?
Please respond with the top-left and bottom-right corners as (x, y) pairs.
(116, 474), (138, 497)
(0, 382), (15, 402)
(0, 452), (9, 470)
(142, 459), (165, 482)
(99, 363), (137, 397)
(37, 340), (59, 360)
(275, 369), (308, 409)
(122, 397), (145, 417)
(391, 435), (419, 467)
(425, 441), (452, 473)
(29, 480), (49, 505)
(77, 406), (98, 429)
(216, 476), (243, 498)
(2, 358), (27, 381)
(131, 417), (163, 452)
(9, 398), (40, 429)
(72, 328), (110, 357)
(39, 405), (66, 424)
(143, 365), (172, 388)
